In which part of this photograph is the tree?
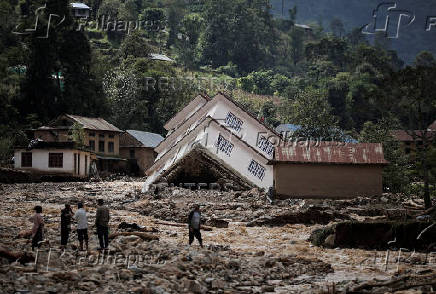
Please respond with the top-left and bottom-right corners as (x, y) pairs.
(260, 101), (280, 128)
(346, 27), (367, 48)
(330, 18), (345, 37)
(414, 51), (436, 67)
(286, 87), (344, 140)
(140, 7), (166, 42)
(359, 119), (410, 193)
(198, 0), (276, 73)
(305, 36), (348, 69)
(70, 122), (86, 147)
(119, 31), (152, 59)
(175, 13), (204, 69)
(288, 25), (305, 65)
(395, 65), (436, 208)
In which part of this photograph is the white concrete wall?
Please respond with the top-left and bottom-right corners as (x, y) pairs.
(156, 95), (279, 161)
(14, 149), (90, 176)
(210, 94), (278, 160)
(143, 119), (273, 191)
(204, 122), (273, 189)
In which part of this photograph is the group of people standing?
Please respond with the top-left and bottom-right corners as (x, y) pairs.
(30, 199), (110, 251)
(29, 201), (205, 251)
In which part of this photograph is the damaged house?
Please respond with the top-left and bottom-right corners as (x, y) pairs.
(143, 92), (279, 191)
(144, 92), (388, 198)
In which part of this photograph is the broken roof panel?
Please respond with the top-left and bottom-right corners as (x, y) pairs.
(64, 114), (122, 132)
(70, 3), (91, 9)
(150, 54), (174, 62)
(272, 142), (388, 165)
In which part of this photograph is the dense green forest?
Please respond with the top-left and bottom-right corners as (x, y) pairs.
(0, 0), (435, 199)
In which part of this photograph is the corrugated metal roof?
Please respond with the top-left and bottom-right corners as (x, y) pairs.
(150, 54), (174, 62)
(273, 142), (388, 165)
(125, 130), (164, 148)
(65, 114), (122, 132)
(295, 24), (312, 30)
(276, 124), (301, 134)
(71, 3), (91, 9)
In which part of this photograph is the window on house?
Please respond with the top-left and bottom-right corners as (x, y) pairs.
(108, 142), (114, 153)
(225, 112), (243, 132)
(89, 140), (95, 151)
(89, 132), (95, 137)
(21, 152), (32, 167)
(109, 134), (114, 139)
(248, 159), (265, 181)
(99, 134), (105, 139)
(129, 149), (135, 158)
(99, 141), (105, 153)
(257, 136), (274, 156)
(215, 135), (234, 156)
(49, 153), (63, 168)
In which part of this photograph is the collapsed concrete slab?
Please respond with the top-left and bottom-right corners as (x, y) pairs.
(149, 145), (254, 191)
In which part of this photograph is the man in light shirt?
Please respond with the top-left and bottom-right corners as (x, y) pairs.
(74, 202), (88, 251)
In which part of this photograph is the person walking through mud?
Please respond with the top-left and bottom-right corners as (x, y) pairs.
(60, 204), (73, 249)
(30, 205), (44, 251)
(95, 199), (110, 250)
(74, 202), (89, 251)
(188, 205), (203, 247)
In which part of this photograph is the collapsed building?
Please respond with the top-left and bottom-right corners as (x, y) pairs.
(144, 92), (389, 198)
(143, 92), (278, 191)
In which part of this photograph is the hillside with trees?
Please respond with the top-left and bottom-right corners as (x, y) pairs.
(0, 0), (435, 199)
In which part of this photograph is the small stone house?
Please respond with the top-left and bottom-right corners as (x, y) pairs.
(120, 130), (164, 176)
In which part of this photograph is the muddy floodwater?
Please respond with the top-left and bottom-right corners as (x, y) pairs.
(0, 181), (434, 293)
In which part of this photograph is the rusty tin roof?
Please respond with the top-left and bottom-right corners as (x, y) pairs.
(272, 142), (388, 165)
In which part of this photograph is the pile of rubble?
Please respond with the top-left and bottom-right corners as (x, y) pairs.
(130, 186), (428, 227)
(0, 237), (333, 293)
(1, 181), (435, 293)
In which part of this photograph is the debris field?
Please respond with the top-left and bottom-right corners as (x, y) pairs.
(0, 181), (435, 293)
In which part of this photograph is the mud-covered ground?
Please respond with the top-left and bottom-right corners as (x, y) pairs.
(0, 181), (434, 293)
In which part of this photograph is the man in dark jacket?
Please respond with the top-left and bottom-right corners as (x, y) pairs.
(60, 204), (73, 249)
(188, 205), (203, 247)
(95, 199), (110, 250)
